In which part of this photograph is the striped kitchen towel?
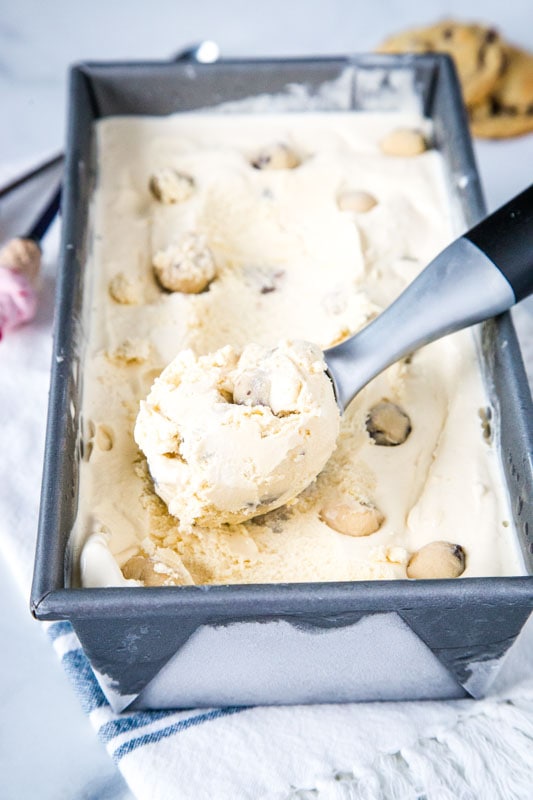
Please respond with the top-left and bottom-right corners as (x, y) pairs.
(42, 618), (533, 800)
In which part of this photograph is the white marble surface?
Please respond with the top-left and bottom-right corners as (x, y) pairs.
(0, 2), (532, 799)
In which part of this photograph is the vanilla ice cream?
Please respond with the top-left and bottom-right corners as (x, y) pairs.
(73, 110), (524, 587)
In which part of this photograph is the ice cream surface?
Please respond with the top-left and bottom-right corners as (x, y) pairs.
(74, 109), (524, 587)
(134, 340), (340, 528)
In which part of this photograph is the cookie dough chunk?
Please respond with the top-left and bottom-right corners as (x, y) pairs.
(366, 401), (412, 446)
(337, 190), (378, 213)
(470, 47), (533, 139)
(320, 500), (384, 537)
(378, 21), (506, 107)
(252, 143), (300, 170)
(149, 168), (195, 203)
(0, 237), (41, 282)
(122, 545), (194, 586)
(407, 541), (466, 579)
(153, 232), (216, 293)
(379, 128), (427, 157)
(122, 554), (169, 586)
(134, 340), (340, 529)
(108, 272), (142, 305)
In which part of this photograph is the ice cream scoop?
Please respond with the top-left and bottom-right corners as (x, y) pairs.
(325, 184), (533, 409)
(136, 186), (532, 527)
(0, 185), (60, 340)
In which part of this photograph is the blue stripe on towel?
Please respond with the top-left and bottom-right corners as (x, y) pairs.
(112, 707), (247, 761)
(99, 710), (178, 744)
(61, 648), (108, 714)
(47, 620), (74, 642)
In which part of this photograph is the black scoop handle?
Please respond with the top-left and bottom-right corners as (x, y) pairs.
(465, 183), (533, 303)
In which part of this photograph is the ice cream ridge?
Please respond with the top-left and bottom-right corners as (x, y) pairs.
(76, 110), (523, 588)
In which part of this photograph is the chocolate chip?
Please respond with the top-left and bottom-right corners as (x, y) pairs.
(251, 143), (300, 170)
(256, 268), (285, 294)
(252, 155), (271, 169)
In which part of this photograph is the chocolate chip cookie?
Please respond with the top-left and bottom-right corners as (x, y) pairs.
(469, 46), (533, 138)
(377, 20), (506, 106)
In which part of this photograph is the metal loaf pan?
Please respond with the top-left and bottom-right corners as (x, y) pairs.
(31, 55), (533, 712)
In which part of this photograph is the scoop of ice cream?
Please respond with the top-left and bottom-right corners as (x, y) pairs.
(0, 266), (38, 340)
(134, 339), (340, 528)
(0, 237), (41, 282)
(0, 237), (41, 340)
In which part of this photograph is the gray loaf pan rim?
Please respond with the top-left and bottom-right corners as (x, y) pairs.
(30, 54), (533, 705)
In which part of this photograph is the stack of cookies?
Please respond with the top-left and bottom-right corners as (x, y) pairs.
(377, 21), (533, 139)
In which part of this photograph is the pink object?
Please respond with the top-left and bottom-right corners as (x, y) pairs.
(0, 265), (38, 340)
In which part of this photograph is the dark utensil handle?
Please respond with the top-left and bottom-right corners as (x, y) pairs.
(25, 185), (61, 243)
(465, 184), (533, 303)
